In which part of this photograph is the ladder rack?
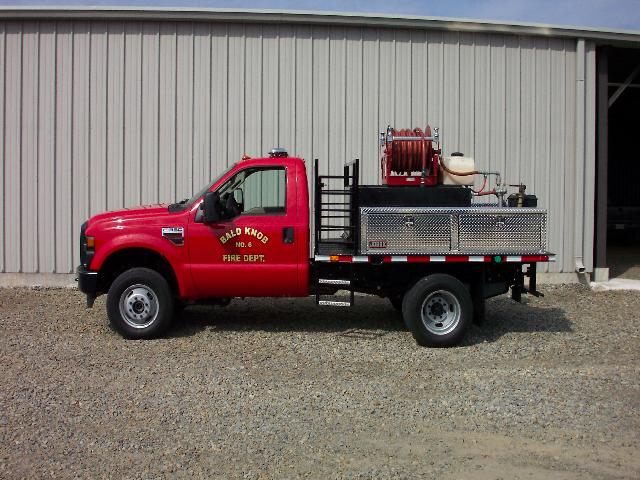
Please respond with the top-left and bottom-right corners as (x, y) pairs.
(313, 158), (360, 307)
(313, 158), (360, 256)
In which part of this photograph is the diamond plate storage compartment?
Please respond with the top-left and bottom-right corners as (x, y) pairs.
(361, 209), (452, 254)
(458, 211), (546, 253)
(359, 207), (547, 255)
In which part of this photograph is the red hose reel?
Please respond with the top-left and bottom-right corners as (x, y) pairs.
(380, 125), (440, 186)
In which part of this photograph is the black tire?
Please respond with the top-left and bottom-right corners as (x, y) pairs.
(402, 274), (472, 347)
(106, 267), (174, 339)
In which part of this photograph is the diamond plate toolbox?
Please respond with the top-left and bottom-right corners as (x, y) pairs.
(359, 207), (547, 255)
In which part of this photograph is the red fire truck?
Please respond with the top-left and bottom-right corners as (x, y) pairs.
(77, 126), (553, 347)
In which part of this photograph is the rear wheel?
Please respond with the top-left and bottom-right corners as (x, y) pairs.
(402, 274), (472, 347)
(106, 268), (174, 339)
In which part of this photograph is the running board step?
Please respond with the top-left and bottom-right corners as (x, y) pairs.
(318, 278), (351, 285)
(317, 300), (352, 307)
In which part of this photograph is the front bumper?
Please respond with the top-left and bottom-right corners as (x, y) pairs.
(76, 266), (99, 307)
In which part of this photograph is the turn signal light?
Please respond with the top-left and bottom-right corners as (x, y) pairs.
(330, 255), (340, 262)
(86, 236), (95, 249)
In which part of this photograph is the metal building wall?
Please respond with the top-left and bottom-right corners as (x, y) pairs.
(0, 19), (596, 275)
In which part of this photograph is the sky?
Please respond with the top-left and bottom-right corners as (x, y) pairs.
(1, 0), (640, 31)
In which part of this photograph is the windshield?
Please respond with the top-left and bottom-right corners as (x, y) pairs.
(168, 163), (236, 212)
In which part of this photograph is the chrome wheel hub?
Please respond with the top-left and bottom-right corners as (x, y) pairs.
(119, 284), (159, 329)
(420, 290), (461, 335)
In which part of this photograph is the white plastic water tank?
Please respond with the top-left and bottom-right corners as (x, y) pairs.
(441, 154), (475, 186)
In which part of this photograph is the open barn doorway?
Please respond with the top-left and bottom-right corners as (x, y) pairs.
(595, 46), (640, 281)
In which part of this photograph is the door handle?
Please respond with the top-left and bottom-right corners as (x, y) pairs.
(283, 227), (294, 244)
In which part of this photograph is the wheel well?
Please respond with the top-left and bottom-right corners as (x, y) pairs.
(97, 248), (179, 296)
(354, 264), (477, 299)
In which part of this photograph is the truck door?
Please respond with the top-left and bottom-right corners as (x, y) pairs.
(187, 164), (301, 298)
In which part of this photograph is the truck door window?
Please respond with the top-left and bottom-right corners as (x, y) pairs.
(217, 167), (286, 216)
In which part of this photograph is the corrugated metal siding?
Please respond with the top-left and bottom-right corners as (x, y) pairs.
(0, 19), (596, 274)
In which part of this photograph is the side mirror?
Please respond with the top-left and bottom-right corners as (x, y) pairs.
(202, 192), (221, 223)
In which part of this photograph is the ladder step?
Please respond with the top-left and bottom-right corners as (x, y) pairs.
(322, 190), (353, 195)
(316, 241), (355, 248)
(320, 238), (353, 242)
(318, 278), (351, 285)
(318, 300), (352, 307)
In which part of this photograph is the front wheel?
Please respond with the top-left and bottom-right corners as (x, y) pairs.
(106, 268), (174, 339)
(402, 274), (472, 347)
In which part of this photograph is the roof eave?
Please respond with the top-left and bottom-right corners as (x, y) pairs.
(0, 7), (639, 45)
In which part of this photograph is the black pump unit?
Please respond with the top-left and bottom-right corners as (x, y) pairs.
(358, 185), (472, 208)
(507, 193), (538, 208)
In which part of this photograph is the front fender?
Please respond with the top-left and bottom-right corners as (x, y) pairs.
(90, 233), (193, 298)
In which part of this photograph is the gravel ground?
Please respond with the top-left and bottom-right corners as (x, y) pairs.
(1, 285), (639, 479)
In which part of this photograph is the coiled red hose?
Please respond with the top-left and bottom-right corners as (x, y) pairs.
(388, 126), (433, 174)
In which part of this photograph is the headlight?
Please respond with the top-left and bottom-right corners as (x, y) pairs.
(80, 222), (95, 268)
